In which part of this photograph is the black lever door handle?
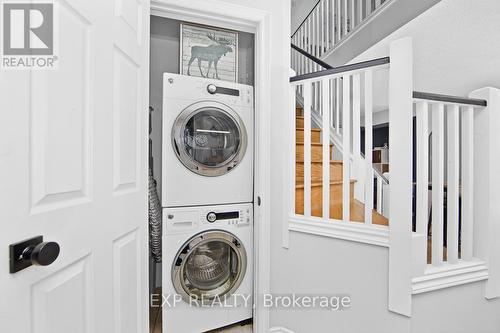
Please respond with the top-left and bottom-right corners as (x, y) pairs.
(9, 236), (61, 273)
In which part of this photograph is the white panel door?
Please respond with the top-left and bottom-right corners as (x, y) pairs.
(0, 0), (150, 332)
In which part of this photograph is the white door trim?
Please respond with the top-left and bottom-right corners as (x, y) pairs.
(148, 1), (272, 332)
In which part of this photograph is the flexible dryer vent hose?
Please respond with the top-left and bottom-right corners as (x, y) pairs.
(148, 168), (162, 263)
(148, 106), (162, 263)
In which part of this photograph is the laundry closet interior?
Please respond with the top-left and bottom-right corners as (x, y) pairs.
(148, 13), (256, 333)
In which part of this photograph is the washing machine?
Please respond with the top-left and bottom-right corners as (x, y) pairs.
(162, 73), (254, 207)
(162, 203), (253, 333)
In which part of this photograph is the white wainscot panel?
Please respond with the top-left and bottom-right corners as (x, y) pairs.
(30, 0), (91, 213)
(112, 46), (140, 194)
(32, 256), (92, 333)
(112, 228), (141, 333)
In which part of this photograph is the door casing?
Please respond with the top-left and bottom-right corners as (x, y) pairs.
(149, 1), (272, 331)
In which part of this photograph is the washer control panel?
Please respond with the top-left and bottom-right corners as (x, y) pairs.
(201, 205), (252, 226)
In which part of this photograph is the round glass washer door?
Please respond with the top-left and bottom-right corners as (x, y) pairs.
(171, 230), (247, 304)
(172, 101), (247, 177)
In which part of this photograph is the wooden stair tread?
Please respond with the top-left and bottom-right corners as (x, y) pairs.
(296, 160), (343, 164)
(296, 142), (333, 146)
(296, 127), (321, 132)
(295, 179), (356, 188)
(350, 199), (388, 226)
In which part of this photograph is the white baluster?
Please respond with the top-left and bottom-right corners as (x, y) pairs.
(326, 0), (331, 51)
(377, 176), (383, 214)
(303, 82), (312, 217)
(322, 79), (331, 219)
(330, 78), (335, 129)
(313, 8), (317, 57)
(307, 18), (311, 65)
(299, 28), (303, 76)
(353, 74), (363, 202)
(290, 84), (298, 217)
(447, 104), (460, 263)
(358, 0), (364, 23)
(336, 0), (341, 43)
(364, 70), (373, 224)
(320, 1), (324, 57)
(335, 78), (340, 134)
(342, 75), (351, 221)
(416, 101), (429, 239)
(351, 0), (356, 29)
(461, 105), (474, 260)
(431, 102), (445, 266)
(343, 0), (348, 36)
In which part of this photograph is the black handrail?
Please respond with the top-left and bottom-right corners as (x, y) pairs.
(290, 56), (390, 83)
(291, 0), (322, 37)
(413, 91), (487, 107)
(291, 43), (333, 70)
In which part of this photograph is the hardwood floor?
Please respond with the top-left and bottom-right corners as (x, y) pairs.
(149, 304), (162, 333)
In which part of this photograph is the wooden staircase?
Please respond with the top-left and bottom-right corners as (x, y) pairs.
(294, 107), (389, 226)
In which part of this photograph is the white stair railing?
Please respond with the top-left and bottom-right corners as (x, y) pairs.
(288, 37), (499, 316)
(291, 46), (389, 216)
(292, 0), (392, 61)
(411, 91), (488, 273)
(290, 56), (390, 223)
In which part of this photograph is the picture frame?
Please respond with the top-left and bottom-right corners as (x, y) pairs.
(180, 22), (239, 83)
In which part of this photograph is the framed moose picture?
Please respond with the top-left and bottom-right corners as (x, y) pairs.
(180, 23), (238, 83)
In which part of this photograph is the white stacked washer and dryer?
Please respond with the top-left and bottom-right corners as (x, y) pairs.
(162, 73), (254, 333)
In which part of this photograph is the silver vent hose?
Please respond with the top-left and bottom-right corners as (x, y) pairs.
(149, 106), (162, 263)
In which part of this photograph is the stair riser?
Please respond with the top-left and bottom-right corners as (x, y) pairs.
(296, 117), (304, 127)
(296, 107), (302, 117)
(295, 182), (354, 218)
(296, 129), (321, 143)
(296, 163), (343, 182)
(296, 144), (333, 161)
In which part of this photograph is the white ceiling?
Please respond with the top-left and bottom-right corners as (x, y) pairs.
(351, 0), (500, 112)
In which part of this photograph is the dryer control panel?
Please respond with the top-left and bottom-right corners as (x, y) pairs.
(200, 205), (252, 226)
(163, 73), (254, 108)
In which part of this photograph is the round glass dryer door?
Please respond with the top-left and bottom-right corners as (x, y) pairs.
(171, 230), (247, 304)
(172, 101), (247, 177)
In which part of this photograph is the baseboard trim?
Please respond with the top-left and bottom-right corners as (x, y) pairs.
(269, 327), (296, 333)
(412, 259), (489, 294)
(289, 215), (389, 247)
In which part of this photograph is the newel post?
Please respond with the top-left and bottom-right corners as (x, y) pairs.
(469, 87), (500, 299)
(388, 37), (414, 317)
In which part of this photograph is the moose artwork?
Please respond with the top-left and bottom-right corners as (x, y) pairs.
(180, 23), (238, 83)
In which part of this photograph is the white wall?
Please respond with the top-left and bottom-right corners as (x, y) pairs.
(412, 282), (500, 333)
(271, 234), (409, 332)
(291, 0), (318, 34)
